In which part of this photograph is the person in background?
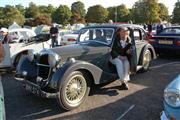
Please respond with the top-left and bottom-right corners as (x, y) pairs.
(95, 30), (103, 39)
(110, 27), (132, 90)
(0, 28), (10, 44)
(50, 23), (59, 47)
(0, 28), (4, 63)
(156, 20), (164, 35)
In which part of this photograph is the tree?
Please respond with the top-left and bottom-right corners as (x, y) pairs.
(172, 0), (180, 24)
(25, 2), (40, 18)
(158, 3), (169, 21)
(34, 14), (52, 26)
(71, 1), (86, 24)
(108, 4), (130, 22)
(15, 4), (25, 15)
(130, 0), (159, 23)
(86, 5), (108, 23)
(52, 5), (72, 25)
(39, 4), (55, 15)
(0, 5), (25, 27)
(71, 1), (86, 18)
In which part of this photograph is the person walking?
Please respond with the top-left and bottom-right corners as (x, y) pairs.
(110, 27), (132, 90)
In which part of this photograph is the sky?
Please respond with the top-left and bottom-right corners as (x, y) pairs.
(0, 0), (177, 15)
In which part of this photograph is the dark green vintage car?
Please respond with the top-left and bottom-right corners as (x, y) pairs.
(15, 24), (156, 110)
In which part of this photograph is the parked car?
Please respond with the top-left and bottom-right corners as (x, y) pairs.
(0, 34), (51, 69)
(60, 30), (80, 45)
(0, 77), (5, 120)
(161, 75), (180, 120)
(8, 28), (36, 43)
(150, 26), (180, 55)
(15, 24), (156, 110)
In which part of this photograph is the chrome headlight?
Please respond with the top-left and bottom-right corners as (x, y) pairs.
(164, 88), (180, 107)
(27, 49), (36, 62)
(48, 52), (60, 67)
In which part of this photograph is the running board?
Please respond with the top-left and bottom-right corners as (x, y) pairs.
(137, 65), (143, 71)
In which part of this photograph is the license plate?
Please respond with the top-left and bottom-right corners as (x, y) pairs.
(25, 84), (40, 95)
(159, 40), (173, 45)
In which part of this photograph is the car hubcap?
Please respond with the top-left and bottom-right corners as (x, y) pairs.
(143, 51), (151, 69)
(65, 75), (87, 104)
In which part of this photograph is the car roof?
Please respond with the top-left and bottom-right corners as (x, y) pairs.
(165, 26), (180, 29)
(84, 24), (144, 29)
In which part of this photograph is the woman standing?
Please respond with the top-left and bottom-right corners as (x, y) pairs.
(110, 27), (132, 90)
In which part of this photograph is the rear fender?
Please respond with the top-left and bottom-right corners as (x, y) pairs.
(49, 60), (103, 90)
(138, 44), (156, 65)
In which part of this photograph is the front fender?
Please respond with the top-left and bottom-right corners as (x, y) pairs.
(49, 60), (103, 90)
(15, 56), (37, 80)
(138, 44), (156, 65)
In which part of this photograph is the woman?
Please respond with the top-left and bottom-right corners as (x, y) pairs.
(110, 27), (132, 90)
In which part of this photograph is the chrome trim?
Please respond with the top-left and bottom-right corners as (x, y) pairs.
(36, 63), (50, 67)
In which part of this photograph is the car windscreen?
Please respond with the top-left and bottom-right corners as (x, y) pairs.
(78, 28), (114, 45)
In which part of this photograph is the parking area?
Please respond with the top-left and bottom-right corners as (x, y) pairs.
(2, 56), (180, 120)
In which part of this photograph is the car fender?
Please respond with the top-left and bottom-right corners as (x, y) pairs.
(49, 60), (103, 90)
(12, 50), (29, 67)
(15, 56), (37, 79)
(138, 44), (156, 65)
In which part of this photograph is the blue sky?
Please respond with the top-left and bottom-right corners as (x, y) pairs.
(0, 0), (177, 15)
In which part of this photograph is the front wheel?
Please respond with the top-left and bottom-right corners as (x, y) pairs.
(57, 71), (90, 110)
(141, 49), (151, 72)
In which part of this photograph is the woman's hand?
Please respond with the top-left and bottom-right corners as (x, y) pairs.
(127, 49), (131, 55)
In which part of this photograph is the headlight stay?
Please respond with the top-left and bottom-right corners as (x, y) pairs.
(164, 88), (180, 107)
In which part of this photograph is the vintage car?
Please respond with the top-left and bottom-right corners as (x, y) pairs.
(150, 26), (180, 55)
(60, 30), (80, 45)
(15, 24), (156, 110)
(161, 75), (180, 120)
(8, 28), (36, 43)
(0, 34), (51, 69)
(0, 77), (5, 120)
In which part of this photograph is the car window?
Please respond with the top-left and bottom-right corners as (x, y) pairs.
(78, 28), (114, 44)
(141, 29), (147, 40)
(161, 27), (180, 34)
(133, 29), (140, 40)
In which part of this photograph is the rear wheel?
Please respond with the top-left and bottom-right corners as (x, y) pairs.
(141, 50), (151, 72)
(57, 71), (90, 110)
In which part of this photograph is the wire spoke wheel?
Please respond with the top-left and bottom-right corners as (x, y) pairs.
(65, 74), (87, 105)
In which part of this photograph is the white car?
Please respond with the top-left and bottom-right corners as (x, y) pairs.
(0, 35), (51, 69)
(60, 30), (80, 45)
(8, 28), (36, 43)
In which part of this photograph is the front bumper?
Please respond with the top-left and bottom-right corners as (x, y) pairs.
(25, 80), (58, 98)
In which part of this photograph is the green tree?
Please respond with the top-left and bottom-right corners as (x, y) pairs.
(25, 2), (40, 18)
(15, 4), (25, 15)
(172, 0), (180, 24)
(52, 5), (72, 25)
(34, 14), (52, 26)
(1, 5), (25, 27)
(71, 1), (86, 24)
(108, 4), (130, 22)
(131, 0), (159, 23)
(158, 3), (169, 21)
(86, 5), (108, 23)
